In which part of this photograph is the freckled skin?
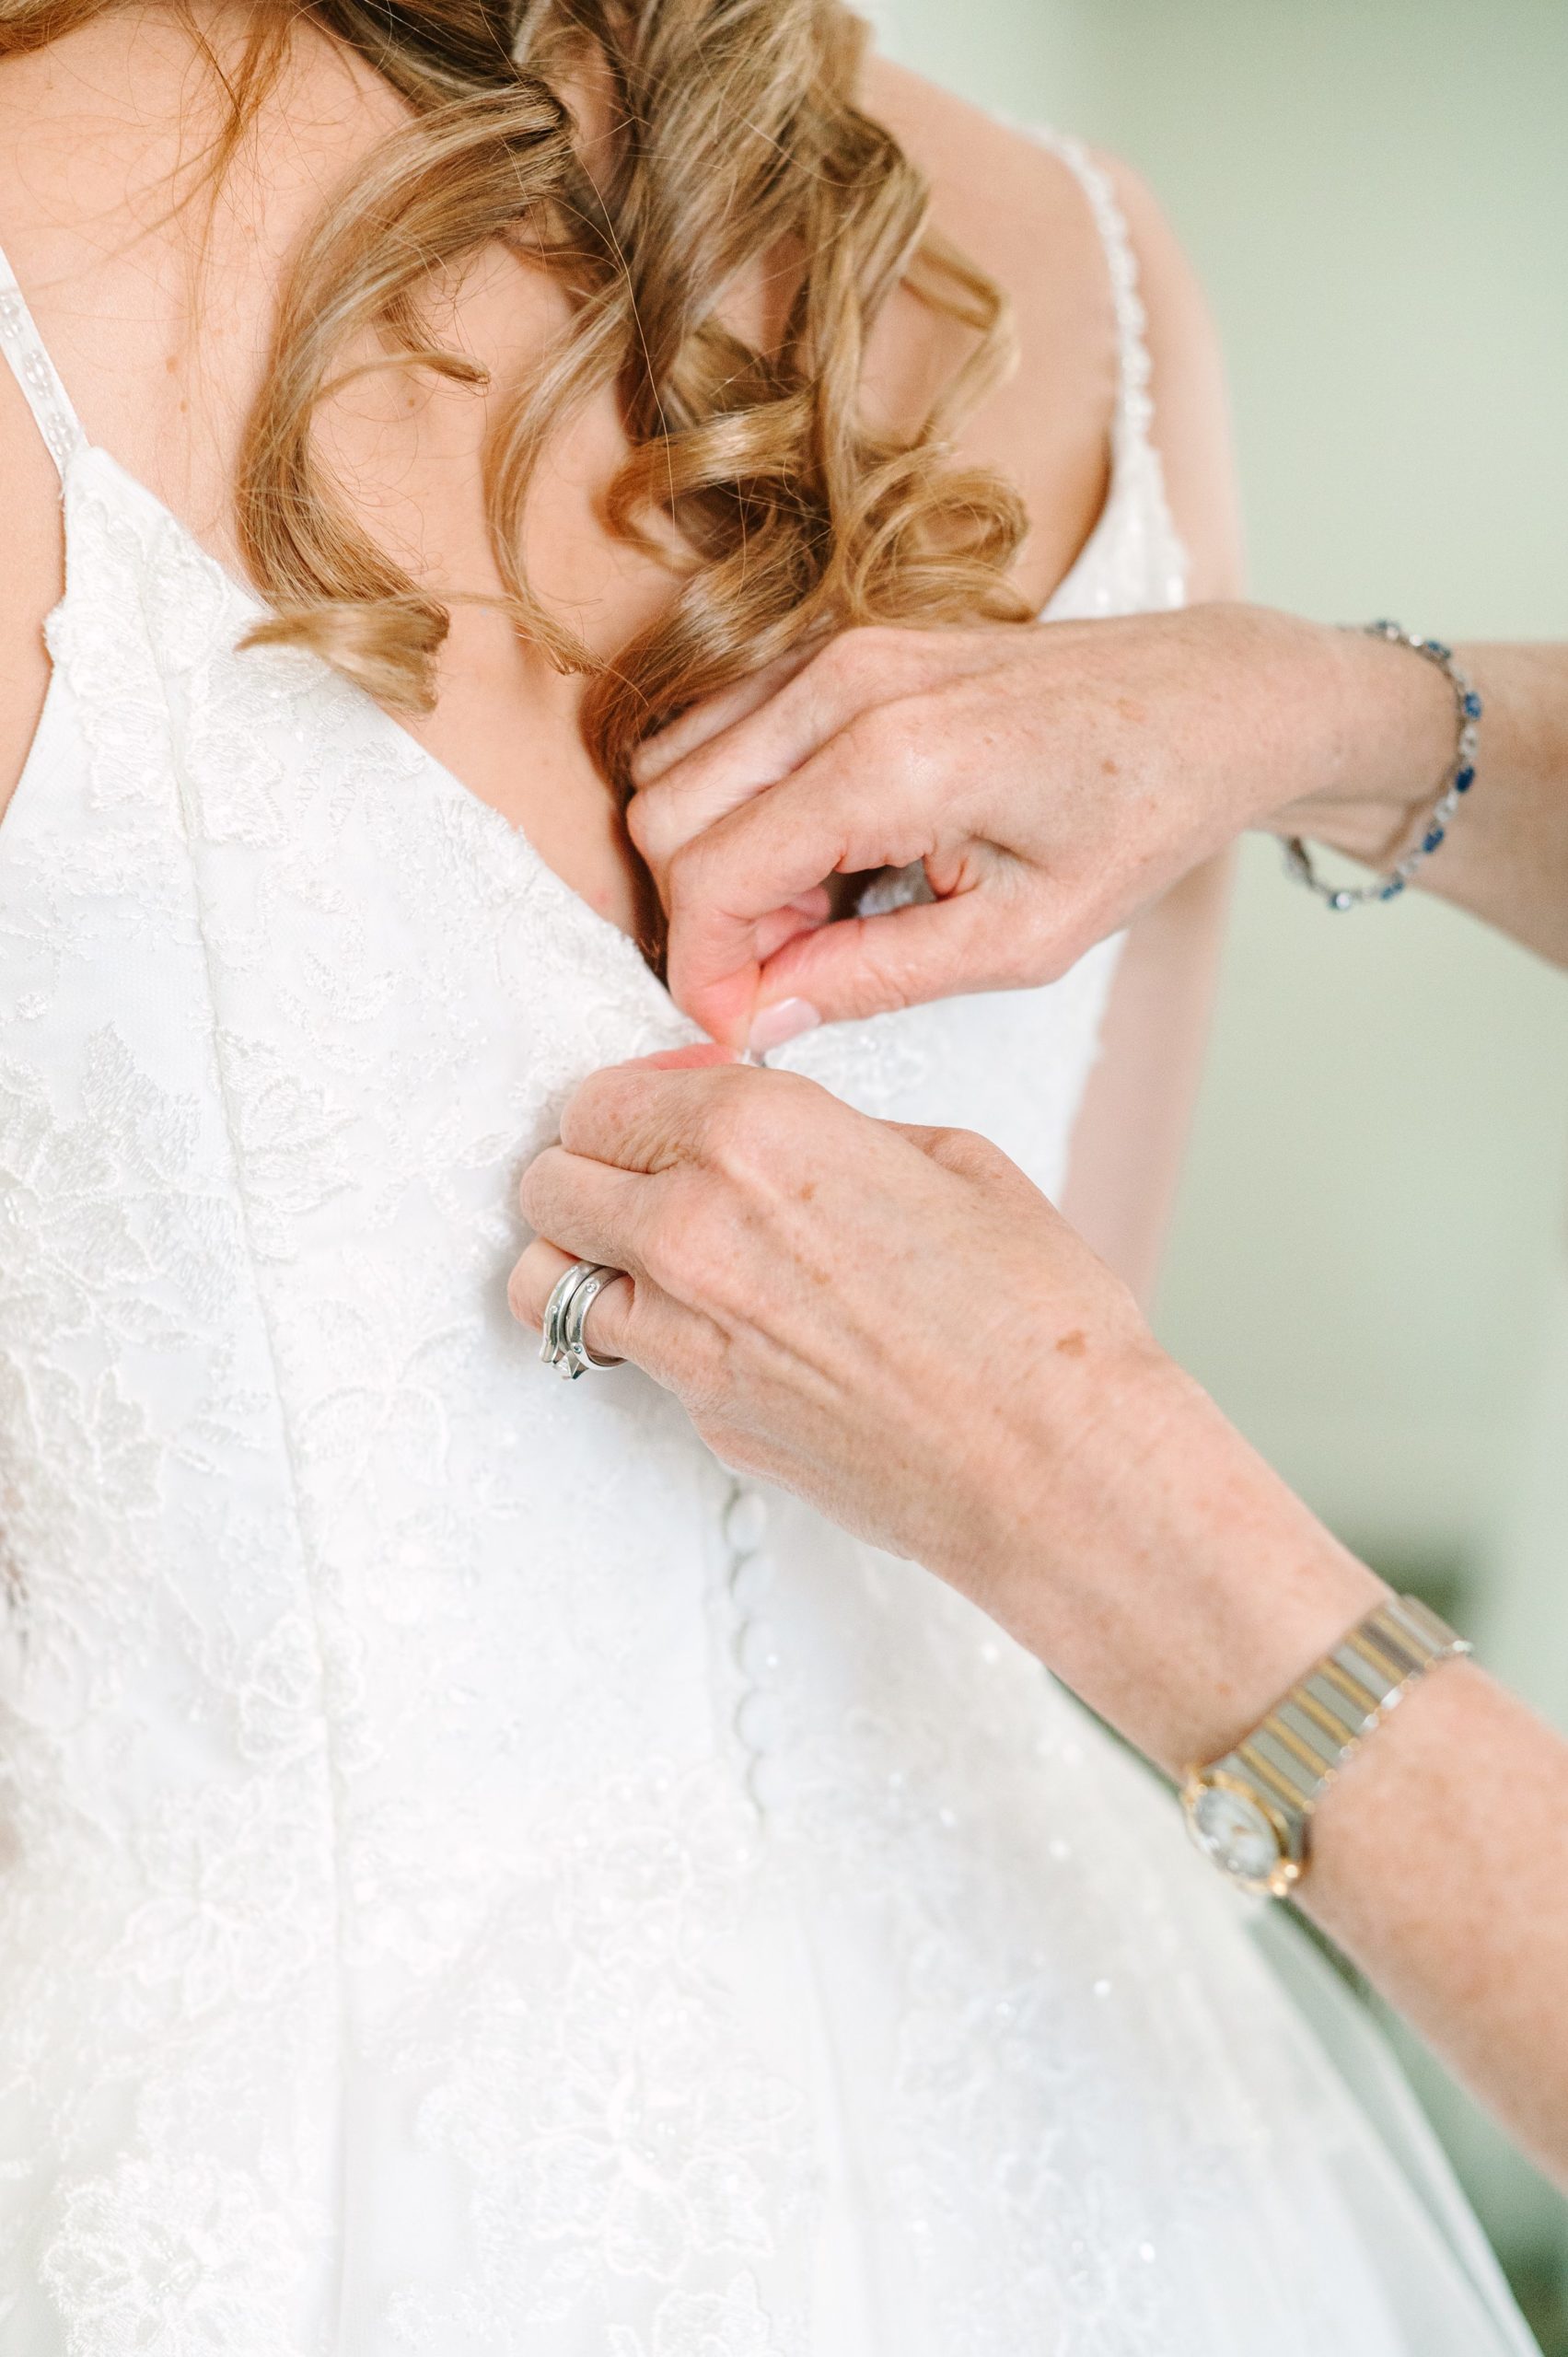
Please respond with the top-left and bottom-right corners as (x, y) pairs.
(512, 1039), (1568, 2184)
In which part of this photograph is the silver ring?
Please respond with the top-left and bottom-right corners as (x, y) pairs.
(563, 1266), (626, 1377)
(540, 1260), (626, 1380)
(540, 1260), (592, 1367)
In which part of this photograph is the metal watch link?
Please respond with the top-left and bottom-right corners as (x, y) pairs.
(1180, 1593), (1471, 1898)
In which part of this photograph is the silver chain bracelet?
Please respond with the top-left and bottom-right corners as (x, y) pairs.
(1283, 620), (1482, 911)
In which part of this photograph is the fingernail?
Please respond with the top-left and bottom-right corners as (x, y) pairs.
(747, 998), (820, 1057)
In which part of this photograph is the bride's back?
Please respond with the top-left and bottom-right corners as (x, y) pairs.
(0, 20), (1342, 2352)
(0, 0), (1238, 1290)
(0, 4), (1214, 912)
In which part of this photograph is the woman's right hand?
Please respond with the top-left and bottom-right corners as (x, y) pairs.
(628, 603), (1450, 1051)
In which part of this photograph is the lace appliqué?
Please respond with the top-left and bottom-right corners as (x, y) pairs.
(0, 174), (1525, 2357)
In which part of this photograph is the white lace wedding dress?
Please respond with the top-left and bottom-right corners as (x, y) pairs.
(0, 144), (1540, 2357)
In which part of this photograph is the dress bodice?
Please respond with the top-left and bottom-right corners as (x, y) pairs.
(0, 139), (1536, 2357)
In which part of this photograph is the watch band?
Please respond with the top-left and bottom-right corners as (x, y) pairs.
(1181, 1593), (1471, 1898)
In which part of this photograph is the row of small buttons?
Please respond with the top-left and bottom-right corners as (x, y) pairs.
(723, 1484), (789, 1809)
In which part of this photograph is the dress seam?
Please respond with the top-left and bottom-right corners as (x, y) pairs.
(151, 589), (353, 2356)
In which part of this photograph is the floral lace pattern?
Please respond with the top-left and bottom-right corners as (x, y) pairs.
(0, 163), (1537, 2357)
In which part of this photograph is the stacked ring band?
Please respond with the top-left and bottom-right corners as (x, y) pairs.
(540, 1260), (626, 1380)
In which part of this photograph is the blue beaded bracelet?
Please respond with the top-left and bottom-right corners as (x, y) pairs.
(1283, 620), (1481, 911)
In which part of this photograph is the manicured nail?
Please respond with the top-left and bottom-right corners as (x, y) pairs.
(747, 998), (820, 1057)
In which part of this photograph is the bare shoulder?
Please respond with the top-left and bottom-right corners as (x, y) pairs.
(865, 61), (1108, 287)
(0, 9), (398, 447)
(1094, 151), (1244, 598)
(863, 62), (1242, 602)
(0, 8), (406, 819)
(861, 62), (1117, 602)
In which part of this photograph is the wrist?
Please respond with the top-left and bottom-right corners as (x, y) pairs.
(1269, 618), (1461, 865)
(1184, 605), (1362, 835)
(983, 1344), (1387, 1778)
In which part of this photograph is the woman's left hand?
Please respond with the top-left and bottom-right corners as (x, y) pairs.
(509, 1046), (1383, 1777)
(516, 1052), (1568, 2191)
(509, 1047), (1155, 1611)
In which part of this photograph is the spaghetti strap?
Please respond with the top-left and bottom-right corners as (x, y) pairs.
(1027, 130), (1156, 461)
(0, 238), (86, 480)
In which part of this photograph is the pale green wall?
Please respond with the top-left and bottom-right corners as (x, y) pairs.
(883, 0), (1568, 2315)
(877, 0), (1568, 1550)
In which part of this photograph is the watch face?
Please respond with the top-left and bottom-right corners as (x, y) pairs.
(1187, 1778), (1286, 1887)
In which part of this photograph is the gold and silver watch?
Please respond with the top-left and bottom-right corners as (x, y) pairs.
(1180, 1593), (1470, 1898)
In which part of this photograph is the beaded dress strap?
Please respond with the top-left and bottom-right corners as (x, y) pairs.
(1027, 130), (1156, 460)
(0, 241), (87, 481)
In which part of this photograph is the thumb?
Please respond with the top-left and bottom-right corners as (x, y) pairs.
(664, 734), (943, 1046)
(744, 889), (1029, 1032)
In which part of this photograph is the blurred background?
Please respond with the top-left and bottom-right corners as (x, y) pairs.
(874, 0), (1568, 2342)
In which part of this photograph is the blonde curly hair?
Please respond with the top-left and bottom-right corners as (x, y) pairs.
(1, 0), (1031, 803)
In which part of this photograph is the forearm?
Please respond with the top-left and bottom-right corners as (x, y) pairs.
(1276, 624), (1568, 968)
(513, 1055), (1568, 2178)
(975, 1349), (1568, 2186)
(1306, 1659), (1568, 2184)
